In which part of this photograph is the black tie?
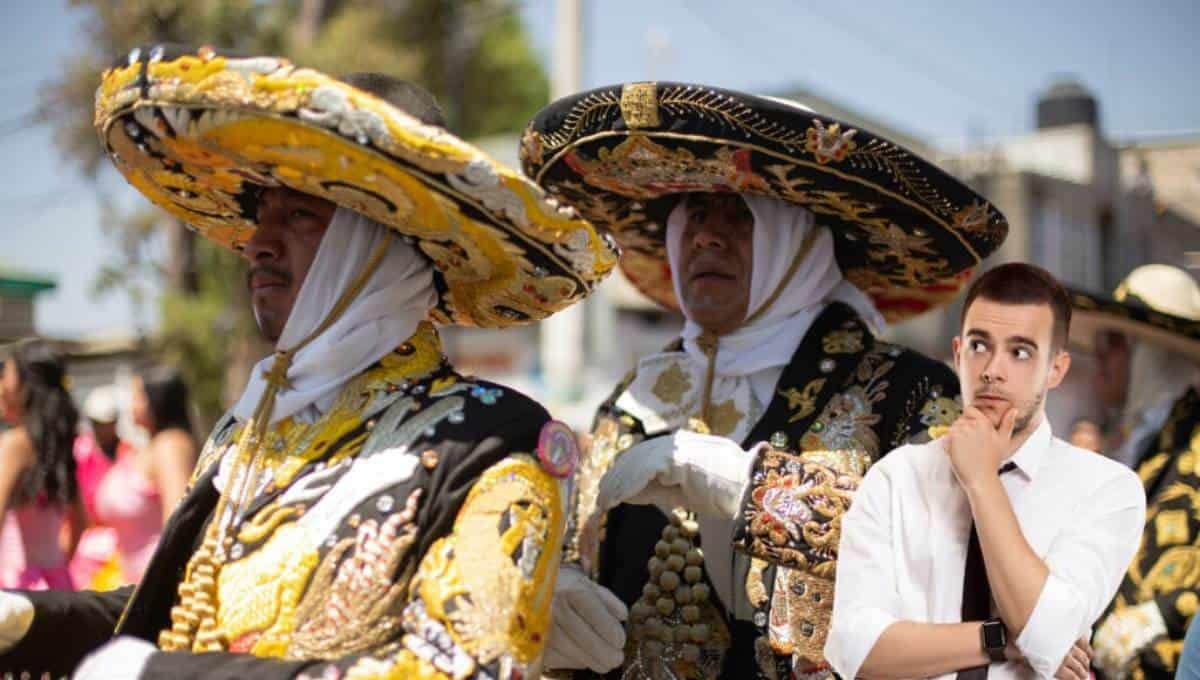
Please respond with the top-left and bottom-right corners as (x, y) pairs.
(957, 461), (1018, 680)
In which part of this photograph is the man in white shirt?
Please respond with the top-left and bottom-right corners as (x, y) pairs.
(826, 262), (1146, 680)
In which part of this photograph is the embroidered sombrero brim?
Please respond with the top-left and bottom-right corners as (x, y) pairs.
(95, 44), (616, 328)
(1068, 288), (1200, 361)
(520, 82), (1008, 322)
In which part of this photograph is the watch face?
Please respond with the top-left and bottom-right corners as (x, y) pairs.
(983, 620), (1006, 649)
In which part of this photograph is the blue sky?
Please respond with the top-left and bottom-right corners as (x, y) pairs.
(1, 0), (1196, 339)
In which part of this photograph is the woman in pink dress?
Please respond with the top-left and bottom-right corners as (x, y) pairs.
(67, 385), (131, 589)
(90, 368), (195, 583)
(0, 340), (85, 590)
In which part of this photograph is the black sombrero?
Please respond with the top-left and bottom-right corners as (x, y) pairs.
(1069, 265), (1200, 361)
(520, 82), (1008, 322)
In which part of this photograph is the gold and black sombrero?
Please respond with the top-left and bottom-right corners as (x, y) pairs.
(520, 82), (1008, 322)
(1068, 265), (1200, 361)
(95, 44), (616, 328)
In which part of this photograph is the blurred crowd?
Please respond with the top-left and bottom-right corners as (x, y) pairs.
(0, 339), (196, 593)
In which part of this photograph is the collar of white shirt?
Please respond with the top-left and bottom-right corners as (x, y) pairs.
(1001, 417), (1052, 481)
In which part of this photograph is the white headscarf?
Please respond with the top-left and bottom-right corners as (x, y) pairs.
(232, 207), (437, 425)
(667, 194), (884, 377)
(615, 194), (884, 442)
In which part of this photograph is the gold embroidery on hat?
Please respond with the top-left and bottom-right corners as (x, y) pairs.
(620, 82), (660, 129)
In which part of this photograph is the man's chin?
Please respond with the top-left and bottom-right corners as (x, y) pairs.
(972, 402), (1009, 426)
(252, 309), (285, 344)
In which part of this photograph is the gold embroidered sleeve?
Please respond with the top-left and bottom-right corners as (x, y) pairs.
(337, 453), (565, 679)
(730, 444), (857, 576)
(565, 411), (643, 575)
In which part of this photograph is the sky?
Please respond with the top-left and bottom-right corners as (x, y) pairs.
(0, 0), (1196, 339)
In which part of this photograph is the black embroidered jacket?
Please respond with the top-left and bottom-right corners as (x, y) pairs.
(565, 304), (961, 679)
(1, 324), (565, 679)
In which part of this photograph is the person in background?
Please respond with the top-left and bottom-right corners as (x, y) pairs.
(74, 385), (123, 518)
(0, 339), (85, 590)
(1072, 265), (1200, 680)
(1085, 267), (1199, 466)
(86, 367), (196, 585)
(127, 367), (195, 523)
(68, 384), (133, 590)
(1068, 418), (1103, 453)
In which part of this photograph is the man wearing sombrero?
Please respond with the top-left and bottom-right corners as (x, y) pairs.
(0, 46), (616, 678)
(1073, 266), (1200, 680)
(521, 83), (1006, 678)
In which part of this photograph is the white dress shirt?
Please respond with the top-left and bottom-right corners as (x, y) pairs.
(825, 419), (1146, 679)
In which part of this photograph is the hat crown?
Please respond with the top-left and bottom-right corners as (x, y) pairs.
(1116, 264), (1200, 321)
(83, 385), (119, 423)
(337, 72), (446, 128)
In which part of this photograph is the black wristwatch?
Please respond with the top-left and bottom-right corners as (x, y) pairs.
(980, 618), (1007, 662)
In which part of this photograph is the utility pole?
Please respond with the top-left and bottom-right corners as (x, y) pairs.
(540, 0), (587, 404)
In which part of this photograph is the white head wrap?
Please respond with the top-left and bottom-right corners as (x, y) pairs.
(616, 194), (884, 442)
(666, 194), (883, 377)
(232, 207), (437, 425)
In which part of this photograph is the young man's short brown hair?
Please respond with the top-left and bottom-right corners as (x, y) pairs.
(960, 262), (1073, 351)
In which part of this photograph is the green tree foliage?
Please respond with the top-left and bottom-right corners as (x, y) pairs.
(42, 0), (549, 427)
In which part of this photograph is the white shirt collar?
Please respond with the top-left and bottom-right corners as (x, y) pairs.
(1002, 417), (1052, 480)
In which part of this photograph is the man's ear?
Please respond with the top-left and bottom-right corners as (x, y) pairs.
(1046, 350), (1071, 390)
(951, 336), (962, 372)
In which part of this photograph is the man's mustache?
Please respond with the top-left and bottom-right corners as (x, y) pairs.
(247, 264), (292, 289)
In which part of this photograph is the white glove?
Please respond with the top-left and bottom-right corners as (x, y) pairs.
(74, 635), (156, 679)
(1093, 600), (1167, 680)
(596, 430), (754, 520)
(544, 565), (628, 673)
(0, 591), (33, 653)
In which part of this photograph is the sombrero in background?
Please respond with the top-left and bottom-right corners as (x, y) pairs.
(95, 44), (617, 328)
(1069, 264), (1200, 361)
(520, 82), (1008, 322)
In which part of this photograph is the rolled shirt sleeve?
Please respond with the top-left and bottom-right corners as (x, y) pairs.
(825, 458), (903, 679)
(1015, 469), (1147, 677)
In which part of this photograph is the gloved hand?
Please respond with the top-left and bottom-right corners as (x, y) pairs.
(1093, 600), (1167, 680)
(596, 430), (754, 519)
(544, 565), (628, 673)
(74, 635), (157, 679)
(0, 590), (33, 653)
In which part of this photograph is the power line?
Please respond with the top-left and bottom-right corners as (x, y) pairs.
(679, 0), (783, 79)
(689, 0), (1004, 114)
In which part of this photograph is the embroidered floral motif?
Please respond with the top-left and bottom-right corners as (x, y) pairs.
(707, 399), (746, 437)
(805, 119), (858, 164)
(821, 329), (864, 354)
(288, 490), (423, 659)
(780, 379), (826, 423)
(920, 395), (961, 429)
(953, 200), (991, 234)
(651, 361), (693, 405)
(563, 135), (768, 199)
(800, 387), (883, 458)
(469, 385), (503, 405)
(741, 447), (860, 570)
